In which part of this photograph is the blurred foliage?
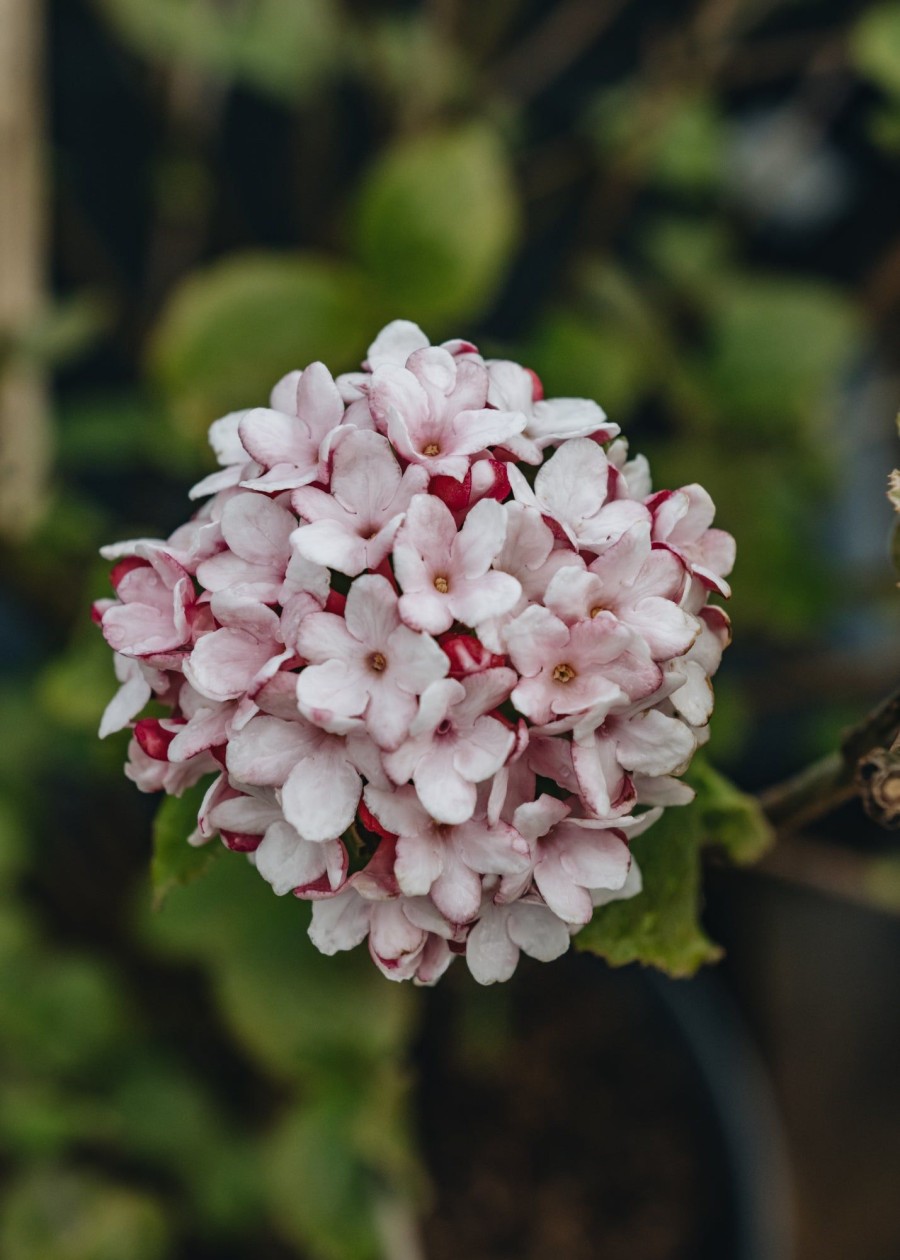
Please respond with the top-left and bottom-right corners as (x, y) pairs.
(2, 0), (900, 1255)
(150, 253), (376, 442)
(352, 124), (520, 324)
(95, 0), (338, 102)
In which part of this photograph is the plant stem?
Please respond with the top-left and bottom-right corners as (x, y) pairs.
(752, 686), (900, 915)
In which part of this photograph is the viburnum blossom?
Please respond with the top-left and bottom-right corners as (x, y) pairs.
(95, 319), (735, 985)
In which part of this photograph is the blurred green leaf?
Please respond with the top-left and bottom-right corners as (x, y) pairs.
(144, 857), (414, 1079)
(702, 278), (857, 437)
(0, 1083), (114, 1159)
(0, 797), (26, 878)
(151, 778), (220, 909)
(0, 1167), (169, 1260)
(651, 443), (830, 638)
(651, 97), (726, 193)
(353, 123), (520, 324)
(0, 952), (125, 1076)
(640, 215), (734, 300)
(851, 3), (900, 99)
(524, 309), (647, 419)
(150, 252), (376, 443)
(264, 1096), (382, 1260)
(96, 0), (338, 101)
(362, 15), (470, 121)
(690, 757), (774, 865)
(38, 631), (118, 732)
(576, 797), (721, 976)
(110, 1059), (261, 1230)
(57, 394), (161, 474)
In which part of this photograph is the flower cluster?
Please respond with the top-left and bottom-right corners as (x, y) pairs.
(95, 320), (734, 984)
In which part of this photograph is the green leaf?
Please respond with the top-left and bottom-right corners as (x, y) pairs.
(690, 757), (774, 865)
(851, 3), (900, 99)
(265, 1099), (380, 1260)
(141, 856), (414, 1079)
(702, 278), (857, 437)
(353, 124), (520, 325)
(151, 778), (220, 910)
(524, 309), (647, 419)
(149, 252), (377, 443)
(0, 1167), (170, 1260)
(576, 799), (721, 977)
(96, 0), (338, 102)
(651, 96), (725, 193)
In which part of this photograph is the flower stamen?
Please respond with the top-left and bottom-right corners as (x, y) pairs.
(552, 662), (577, 684)
(423, 442), (441, 457)
(433, 575), (450, 594)
(368, 651), (387, 672)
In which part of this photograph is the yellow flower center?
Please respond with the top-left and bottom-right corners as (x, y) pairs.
(552, 662), (576, 684)
(369, 652), (387, 672)
(433, 575), (450, 594)
(423, 442), (441, 457)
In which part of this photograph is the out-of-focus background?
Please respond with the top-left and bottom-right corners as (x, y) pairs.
(1, 1), (899, 1257)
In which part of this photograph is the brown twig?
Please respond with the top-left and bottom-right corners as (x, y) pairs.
(491, 0), (630, 105)
(752, 687), (900, 915)
(758, 686), (900, 837)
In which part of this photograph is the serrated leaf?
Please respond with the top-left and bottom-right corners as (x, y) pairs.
(576, 802), (721, 977)
(149, 252), (377, 443)
(151, 778), (219, 909)
(353, 124), (519, 324)
(689, 757), (774, 865)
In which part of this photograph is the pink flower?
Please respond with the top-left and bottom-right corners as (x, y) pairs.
(225, 704), (379, 842)
(97, 547), (195, 661)
(124, 735), (217, 796)
(542, 521), (698, 662)
(183, 594), (290, 709)
(295, 574), (448, 750)
(393, 495), (521, 635)
(99, 653), (168, 738)
(236, 361), (348, 491)
(291, 429), (428, 576)
(465, 893), (574, 984)
(309, 885), (458, 984)
(477, 502), (584, 652)
(648, 484), (735, 596)
(195, 491), (304, 603)
(503, 796), (632, 924)
(383, 669), (517, 825)
(507, 438), (647, 551)
(188, 411), (259, 500)
(364, 785), (530, 924)
(503, 604), (660, 725)
(487, 359), (619, 464)
(368, 347), (526, 480)
(96, 319), (735, 986)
